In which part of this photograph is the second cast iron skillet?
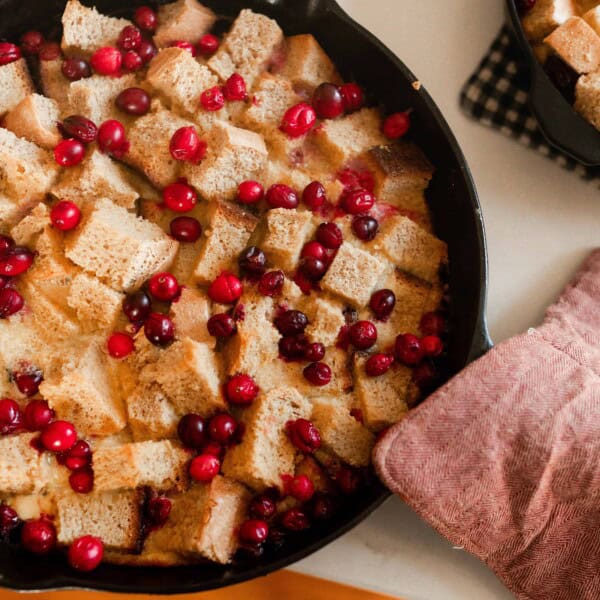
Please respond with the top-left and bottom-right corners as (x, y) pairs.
(0, 0), (491, 593)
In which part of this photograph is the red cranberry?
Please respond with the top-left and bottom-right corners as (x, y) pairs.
(316, 222), (342, 249)
(202, 441), (223, 457)
(370, 289), (396, 320)
(107, 332), (135, 358)
(50, 201), (81, 231)
(122, 50), (143, 72)
(200, 86), (225, 111)
(303, 362), (331, 386)
(301, 241), (326, 261)
(117, 25), (142, 51)
(275, 310), (308, 336)
(208, 413), (237, 443)
(0, 235), (13, 255)
(238, 246), (266, 277)
(279, 334), (308, 361)
(280, 508), (309, 531)
(61, 57), (91, 81)
(258, 270), (284, 297)
(90, 46), (122, 75)
(21, 519), (56, 554)
(237, 180), (264, 204)
(169, 127), (206, 163)
(63, 440), (91, 471)
(189, 453), (220, 482)
(225, 374), (258, 406)
(338, 168), (375, 193)
(123, 290), (151, 323)
(97, 120), (129, 158)
(134, 6), (157, 31)
(14, 370), (42, 397)
(383, 112), (410, 139)
(250, 495), (276, 519)
(69, 468), (94, 494)
(340, 83), (364, 112)
(239, 519), (269, 545)
(0, 289), (24, 319)
(208, 273), (242, 304)
(0, 246), (33, 276)
(207, 313), (236, 338)
(39, 42), (61, 61)
(280, 103), (316, 138)
(170, 40), (196, 56)
(286, 418), (321, 453)
(266, 184), (298, 209)
(68, 535), (103, 571)
(197, 33), (219, 56)
(352, 215), (378, 241)
(420, 311), (446, 336)
(20, 30), (44, 55)
(284, 474), (315, 502)
(412, 361), (437, 390)
(517, 0), (536, 11)
(0, 504), (19, 535)
(349, 320), (377, 350)
(170, 216), (202, 242)
(341, 188), (375, 215)
(312, 83), (344, 119)
(0, 398), (22, 434)
(304, 342), (325, 362)
(162, 182), (197, 213)
(394, 333), (424, 366)
(24, 400), (54, 431)
(60, 115), (98, 144)
(137, 39), (157, 64)
(223, 73), (248, 101)
(177, 414), (206, 449)
(40, 420), (77, 452)
(54, 139), (85, 167)
(300, 257), (327, 281)
(302, 181), (326, 211)
(366, 353), (394, 377)
(116, 87), (150, 116)
(421, 335), (443, 357)
(144, 313), (175, 346)
(334, 465), (361, 494)
(148, 272), (179, 302)
(0, 276), (8, 291)
(147, 497), (172, 526)
(0, 42), (20, 66)
(311, 494), (335, 520)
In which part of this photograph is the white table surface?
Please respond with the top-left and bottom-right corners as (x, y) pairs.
(292, 0), (600, 598)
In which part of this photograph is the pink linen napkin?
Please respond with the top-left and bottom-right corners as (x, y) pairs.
(373, 249), (600, 600)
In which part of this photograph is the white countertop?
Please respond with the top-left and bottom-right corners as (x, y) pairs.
(292, 0), (600, 598)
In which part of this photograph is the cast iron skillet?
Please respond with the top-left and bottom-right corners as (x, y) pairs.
(0, 0), (491, 593)
(505, 0), (600, 166)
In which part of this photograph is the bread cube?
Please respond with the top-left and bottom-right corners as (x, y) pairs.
(170, 287), (214, 347)
(4, 93), (61, 149)
(0, 195), (23, 231)
(126, 383), (179, 442)
(522, 0), (577, 41)
(545, 16), (600, 73)
(126, 108), (196, 188)
(0, 128), (59, 201)
(9, 202), (49, 245)
(0, 58), (35, 117)
(145, 476), (250, 563)
(0, 433), (44, 495)
(321, 242), (387, 308)
(154, 0), (216, 48)
(375, 215), (447, 284)
(579, 0), (600, 11)
(192, 200), (258, 283)
(313, 108), (387, 168)
(39, 59), (70, 107)
(261, 208), (315, 272)
(53, 149), (140, 210)
(302, 295), (346, 347)
(207, 9), (284, 88)
(182, 122), (268, 201)
(67, 272), (124, 331)
(222, 387), (312, 491)
(61, 0), (132, 56)
(575, 71), (600, 129)
(280, 34), (341, 93)
(584, 7), (600, 35)
(56, 490), (142, 551)
(65, 198), (178, 292)
(40, 339), (127, 436)
(311, 398), (375, 467)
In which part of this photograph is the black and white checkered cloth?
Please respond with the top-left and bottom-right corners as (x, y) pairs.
(460, 26), (599, 183)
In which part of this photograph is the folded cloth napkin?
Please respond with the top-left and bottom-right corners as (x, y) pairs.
(373, 249), (600, 600)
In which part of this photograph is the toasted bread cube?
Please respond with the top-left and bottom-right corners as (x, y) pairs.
(56, 490), (142, 551)
(127, 383), (179, 442)
(302, 295), (345, 347)
(53, 149), (140, 210)
(0, 195), (24, 231)
(222, 387), (311, 491)
(9, 203), (49, 245)
(522, 0), (577, 41)
(126, 108), (196, 188)
(4, 93), (61, 149)
(0, 58), (35, 117)
(224, 320), (280, 378)
(154, 0), (216, 47)
(182, 122), (268, 201)
(192, 200), (258, 283)
(261, 208), (315, 272)
(0, 128), (59, 201)
(280, 34), (341, 92)
(575, 71), (600, 129)
(314, 108), (387, 168)
(376, 216), (447, 284)
(40, 339), (127, 436)
(584, 7), (600, 35)
(61, 0), (132, 56)
(207, 9), (283, 88)
(579, 0), (600, 11)
(545, 16), (600, 73)
(65, 198), (178, 292)
(94, 440), (189, 493)
(145, 476), (250, 563)
(295, 455), (334, 494)
(170, 287), (214, 347)
(67, 272), (124, 331)
(39, 59), (70, 106)
(311, 398), (375, 467)
(321, 242), (387, 308)
(0, 434), (45, 494)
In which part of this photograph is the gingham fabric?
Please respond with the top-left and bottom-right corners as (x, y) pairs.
(460, 26), (600, 183)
